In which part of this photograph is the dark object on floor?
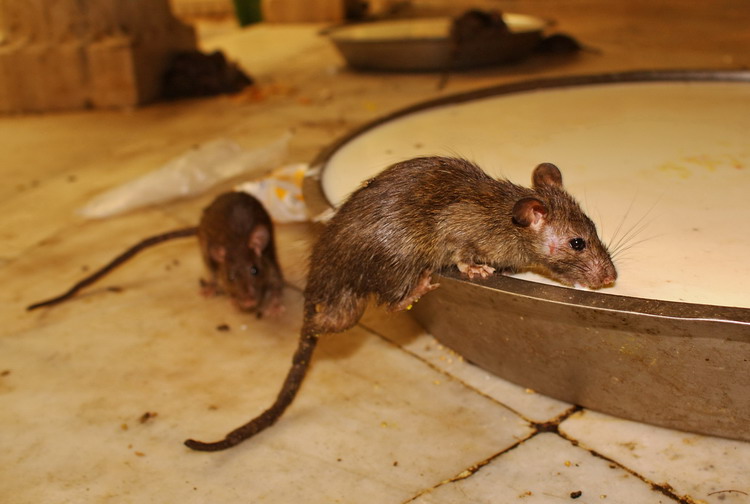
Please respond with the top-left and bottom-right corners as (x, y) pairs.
(535, 33), (586, 54)
(162, 50), (253, 99)
(451, 9), (510, 46)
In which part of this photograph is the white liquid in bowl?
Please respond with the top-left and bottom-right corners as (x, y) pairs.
(322, 81), (750, 308)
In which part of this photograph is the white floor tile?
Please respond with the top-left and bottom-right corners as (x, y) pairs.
(560, 410), (750, 504)
(360, 306), (574, 423)
(409, 432), (672, 504)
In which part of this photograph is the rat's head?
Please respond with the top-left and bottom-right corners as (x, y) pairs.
(209, 224), (283, 315)
(512, 163), (617, 289)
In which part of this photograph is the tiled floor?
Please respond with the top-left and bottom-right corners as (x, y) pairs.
(2, 5), (750, 503)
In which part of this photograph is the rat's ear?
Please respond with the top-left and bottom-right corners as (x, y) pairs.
(512, 197), (548, 230)
(248, 225), (270, 256)
(210, 245), (227, 263)
(532, 162), (563, 188)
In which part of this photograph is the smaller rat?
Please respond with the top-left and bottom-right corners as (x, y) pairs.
(27, 192), (283, 317)
(184, 156), (616, 452)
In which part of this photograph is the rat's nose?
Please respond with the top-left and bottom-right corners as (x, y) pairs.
(600, 275), (616, 288)
(593, 260), (618, 289)
(584, 265), (617, 290)
(596, 268), (617, 289)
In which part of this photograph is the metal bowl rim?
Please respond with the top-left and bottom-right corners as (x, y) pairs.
(303, 68), (750, 327)
(325, 13), (549, 43)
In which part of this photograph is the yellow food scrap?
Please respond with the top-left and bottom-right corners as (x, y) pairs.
(293, 167), (306, 185)
(657, 153), (745, 179)
(657, 161), (692, 179)
(684, 154), (719, 172)
(274, 186), (288, 200)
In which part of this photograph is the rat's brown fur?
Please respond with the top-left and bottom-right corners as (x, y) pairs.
(27, 192), (283, 317)
(184, 156), (616, 451)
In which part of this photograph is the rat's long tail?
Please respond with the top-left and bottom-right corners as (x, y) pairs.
(26, 227), (198, 311)
(184, 330), (319, 452)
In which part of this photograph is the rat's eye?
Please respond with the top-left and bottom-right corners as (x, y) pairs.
(249, 266), (259, 276)
(569, 237), (586, 251)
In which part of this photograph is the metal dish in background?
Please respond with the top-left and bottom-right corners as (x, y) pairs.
(325, 14), (547, 72)
(304, 70), (750, 441)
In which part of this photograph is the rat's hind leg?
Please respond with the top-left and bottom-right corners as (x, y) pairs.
(309, 294), (368, 334)
(391, 269), (439, 312)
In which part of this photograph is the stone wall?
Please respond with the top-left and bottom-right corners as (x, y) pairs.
(0, 0), (196, 113)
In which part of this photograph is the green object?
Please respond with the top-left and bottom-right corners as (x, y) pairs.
(233, 0), (262, 26)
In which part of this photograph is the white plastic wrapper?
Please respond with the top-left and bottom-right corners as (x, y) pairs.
(235, 163), (309, 223)
(78, 131), (293, 219)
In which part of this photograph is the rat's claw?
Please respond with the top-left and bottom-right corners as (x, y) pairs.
(457, 262), (496, 279)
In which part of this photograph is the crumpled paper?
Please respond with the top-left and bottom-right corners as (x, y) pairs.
(235, 163), (309, 223)
(78, 131), (293, 219)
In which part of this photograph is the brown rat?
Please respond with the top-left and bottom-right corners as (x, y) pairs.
(197, 192), (284, 316)
(184, 156), (616, 451)
(27, 192), (284, 318)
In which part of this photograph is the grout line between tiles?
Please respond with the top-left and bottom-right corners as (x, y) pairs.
(399, 431), (534, 504)
(399, 406), (583, 504)
(555, 426), (700, 504)
(281, 286), (698, 504)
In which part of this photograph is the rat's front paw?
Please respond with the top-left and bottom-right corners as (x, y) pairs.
(457, 262), (496, 279)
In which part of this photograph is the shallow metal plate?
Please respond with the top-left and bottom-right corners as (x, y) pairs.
(325, 15), (546, 72)
(305, 70), (750, 441)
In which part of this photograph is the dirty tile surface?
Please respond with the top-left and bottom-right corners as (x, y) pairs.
(2, 3), (750, 503)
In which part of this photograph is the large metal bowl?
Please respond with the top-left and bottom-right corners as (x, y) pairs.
(325, 14), (546, 72)
(304, 70), (750, 441)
